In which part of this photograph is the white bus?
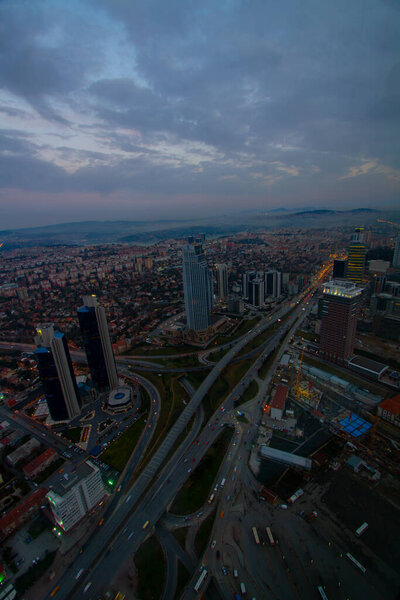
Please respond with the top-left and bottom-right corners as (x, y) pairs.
(346, 553), (366, 575)
(252, 527), (260, 545)
(194, 569), (208, 592)
(317, 586), (329, 600)
(355, 522), (368, 537)
(266, 527), (275, 546)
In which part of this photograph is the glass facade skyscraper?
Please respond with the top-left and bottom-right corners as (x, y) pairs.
(77, 295), (118, 391)
(182, 243), (213, 331)
(34, 325), (81, 421)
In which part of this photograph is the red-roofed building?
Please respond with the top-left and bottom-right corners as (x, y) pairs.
(0, 488), (47, 539)
(270, 385), (288, 420)
(22, 448), (58, 480)
(378, 395), (400, 428)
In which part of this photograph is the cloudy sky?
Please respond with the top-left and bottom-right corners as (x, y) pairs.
(0, 0), (399, 228)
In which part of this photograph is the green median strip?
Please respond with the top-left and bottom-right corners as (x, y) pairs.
(134, 535), (165, 600)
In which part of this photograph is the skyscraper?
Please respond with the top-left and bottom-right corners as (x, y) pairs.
(393, 234), (400, 268)
(249, 278), (264, 307)
(215, 264), (228, 301)
(346, 241), (366, 284)
(182, 243), (213, 331)
(34, 324), (81, 421)
(77, 295), (118, 391)
(319, 280), (362, 364)
(333, 259), (346, 279)
(265, 270), (282, 298)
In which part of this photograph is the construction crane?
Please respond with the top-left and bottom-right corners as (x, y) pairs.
(295, 346), (305, 397)
(377, 219), (400, 229)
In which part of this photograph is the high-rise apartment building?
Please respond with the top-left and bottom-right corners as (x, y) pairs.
(34, 324), (81, 421)
(346, 241), (366, 284)
(182, 243), (213, 331)
(393, 234), (400, 268)
(215, 264), (228, 301)
(265, 270), (282, 298)
(77, 295), (118, 391)
(319, 280), (362, 363)
(46, 461), (105, 532)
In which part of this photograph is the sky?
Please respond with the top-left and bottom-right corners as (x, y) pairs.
(0, 0), (399, 229)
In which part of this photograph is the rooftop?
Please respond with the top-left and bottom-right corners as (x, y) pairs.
(379, 395), (400, 416)
(322, 280), (363, 299)
(270, 385), (288, 410)
(348, 355), (388, 376)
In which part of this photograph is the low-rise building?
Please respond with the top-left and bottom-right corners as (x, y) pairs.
(6, 438), (40, 467)
(22, 447), (58, 480)
(0, 488), (48, 539)
(46, 460), (106, 532)
(377, 395), (400, 428)
(270, 385), (288, 420)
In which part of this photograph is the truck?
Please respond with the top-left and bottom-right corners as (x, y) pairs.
(240, 582), (246, 595)
(288, 488), (304, 504)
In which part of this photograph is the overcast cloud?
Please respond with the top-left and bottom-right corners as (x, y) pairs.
(0, 0), (399, 228)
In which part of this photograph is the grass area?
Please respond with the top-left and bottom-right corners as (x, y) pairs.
(213, 316), (261, 345)
(169, 427), (233, 515)
(175, 561), (190, 600)
(295, 329), (317, 342)
(128, 344), (198, 357)
(207, 347), (228, 362)
(134, 374), (190, 476)
(140, 383), (152, 414)
(235, 379), (258, 407)
(61, 426), (82, 443)
(185, 370), (211, 390)
(134, 535), (165, 600)
(144, 354), (201, 368)
(172, 527), (188, 550)
(98, 418), (113, 433)
(203, 357), (255, 421)
(237, 414), (249, 424)
(194, 509), (216, 557)
(15, 551), (56, 595)
(100, 415), (146, 472)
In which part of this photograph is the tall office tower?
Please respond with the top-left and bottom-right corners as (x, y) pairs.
(351, 227), (365, 242)
(346, 241), (366, 284)
(215, 264), (228, 301)
(249, 278), (264, 307)
(393, 234), (400, 268)
(242, 271), (256, 298)
(77, 295), (118, 391)
(333, 259), (347, 279)
(46, 461), (105, 532)
(182, 243), (213, 331)
(265, 271), (282, 298)
(34, 324), (81, 421)
(319, 280), (362, 364)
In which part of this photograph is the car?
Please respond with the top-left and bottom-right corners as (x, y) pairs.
(211, 540), (216, 549)
(212, 427), (215, 431)
(187, 468), (192, 473)
(216, 550), (220, 559)
(192, 457), (196, 462)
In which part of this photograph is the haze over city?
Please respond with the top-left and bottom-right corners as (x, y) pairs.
(1, 0), (400, 228)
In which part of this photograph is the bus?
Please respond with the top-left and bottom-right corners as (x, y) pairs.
(317, 586), (329, 600)
(355, 522), (368, 537)
(252, 527), (260, 545)
(240, 582), (246, 595)
(208, 493), (215, 504)
(142, 520), (149, 530)
(266, 527), (275, 546)
(50, 586), (60, 597)
(193, 568), (208, 592)
(346, 553), (366, 575)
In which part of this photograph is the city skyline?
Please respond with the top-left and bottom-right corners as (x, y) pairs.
(1, 0), (400, 228)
